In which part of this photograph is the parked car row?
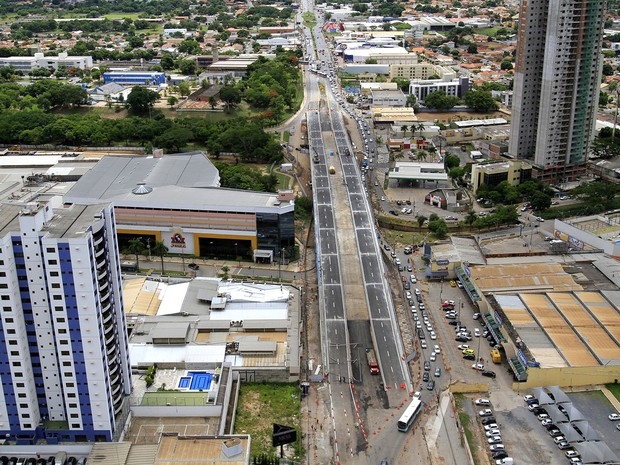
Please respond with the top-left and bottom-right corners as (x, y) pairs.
(523, 394), (584, 465)
(477, 405), (513, 463)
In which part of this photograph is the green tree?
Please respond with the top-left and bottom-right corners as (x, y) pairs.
(178, 81), (191, 97)
(417, 215), (427, 227)
(467, 43), (478, 54)
(126, 86), (159, 114)
(463, 89), (499, 111)
(151, 241), (169, 275)
(220, 85), (241, 109)
(464, 210), (478, 230)
(125, 238), (145, 271)
(209, 96), (217, 109)
(428, 217), (448, 238)
(423, 91), (458, 110)
(154, 126), (193, 152)
(167, 96), (178, 108)
(444, 153), (460, 169)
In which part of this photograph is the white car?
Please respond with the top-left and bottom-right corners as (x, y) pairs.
(430, 352), (436, 361)
(609, 413), (620, 421)
(489, 444), (505, 451)
(479, 409), (493, 417)
(484, 424), (499, 431)
(523, 395), (536, 402)
(538, 413), (549, 421)
(485, 429), (501, 437)
(415, 288), (421, 295)
(487, 436), (502, 444)
(430, 331), (437, 340)
(475, 398), (491, 406)
(474, 328), (481, 337)
(472, 363), (485, 371)
(458, 344), (470, 350)
(434, 345), (440, 353)
(421, 340), (427, 349)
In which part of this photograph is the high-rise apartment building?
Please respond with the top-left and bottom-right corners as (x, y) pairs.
(0, 200), (131, 444)
(509, 0), (607, 181)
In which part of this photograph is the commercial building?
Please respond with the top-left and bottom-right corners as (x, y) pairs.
(63, 152), (295, 259)
(409, 76), (470, 101)
(470, 159), (533, 193)
(508, 0), (607, 181)
(0, 200), (131, 443)
(369, 89), (406, 107)
(389, 63), (455, 81)
(0, 52), (93, 72)
(103, 71), (166, 86)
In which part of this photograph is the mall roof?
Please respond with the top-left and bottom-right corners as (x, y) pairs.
(64, 152), (292, 213)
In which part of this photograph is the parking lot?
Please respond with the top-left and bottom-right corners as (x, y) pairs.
(387, 239), (620, 465)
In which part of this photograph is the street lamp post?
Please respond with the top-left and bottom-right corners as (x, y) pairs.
(234, 242), (239, 265)
(146, 237), (151, 261)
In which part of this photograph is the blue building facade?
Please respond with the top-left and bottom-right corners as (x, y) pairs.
(103, 71), (166, 86)
(0, 202), (131, 444)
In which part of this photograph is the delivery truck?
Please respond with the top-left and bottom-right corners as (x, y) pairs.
(366, 348), (380, 375)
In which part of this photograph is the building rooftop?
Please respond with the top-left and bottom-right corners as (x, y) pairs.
(64, 152), (292, 213)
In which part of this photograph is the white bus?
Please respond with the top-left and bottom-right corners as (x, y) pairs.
(397, 398), (422, 432)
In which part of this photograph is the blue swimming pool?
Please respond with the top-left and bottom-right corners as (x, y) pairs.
(187, 371), (213, 391)
(177, 371), (213, 391)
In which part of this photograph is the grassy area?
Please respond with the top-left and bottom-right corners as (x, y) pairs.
(274, 171), (293, 189)
(607, 383), (620, 401)
(302, 12), (317, 27)
(454, 394), (479, 465)
(105, 12), (145, 20)
(234, 383), (302, 460)
(475, 27), (501, 37)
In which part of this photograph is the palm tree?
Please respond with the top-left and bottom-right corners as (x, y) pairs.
(125, 238), (145, 271)
(152, 241), (169, 275)
(401, 125), (409, 136)
(465, 211), (478, 231)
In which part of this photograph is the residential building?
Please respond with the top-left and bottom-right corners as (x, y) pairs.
(470, 159), (533, 193)
(0, 200), (131, 443)
(508, 0), (607, 181)
(0, 52), (92, 72)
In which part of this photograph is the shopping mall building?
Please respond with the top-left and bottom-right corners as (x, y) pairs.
(64, 151), (295, 262)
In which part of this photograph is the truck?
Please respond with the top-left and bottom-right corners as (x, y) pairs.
(329, 165), (336, 174)
(366, 348), (380, 375)
(491, 348), (501, 363)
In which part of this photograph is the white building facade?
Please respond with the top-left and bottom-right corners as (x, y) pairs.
(0, 53), (93, 72)
(0, 201), (131, 444)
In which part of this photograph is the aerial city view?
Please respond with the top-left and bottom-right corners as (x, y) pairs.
(1, 0), (620, 464)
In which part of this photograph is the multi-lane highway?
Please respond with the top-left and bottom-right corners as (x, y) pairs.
(297, 3), (413, 463)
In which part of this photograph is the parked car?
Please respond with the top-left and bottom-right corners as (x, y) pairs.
(463, 354), (476, 361)
(482, 370), (496, 379)
(492, 451), (508, 460)
(423, 372), (430, 382)
(472, 363), (485, 371)
(484, 424), (499, 431)
(481, 417), (496, 425)
(424, 361), (431, 371)
(489, 444), (505, 451)
(475, 398), (491, 406)
(485, 429), (501, 437)
(479, 409), (493, 417)
(463, 349), (475, 355)
(427, 380), (435, 391)
(188, 263), (199, 270)
(609, 413), (620, 421)
(487, 436), (502, 444)
(434, 367), (441, 377)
